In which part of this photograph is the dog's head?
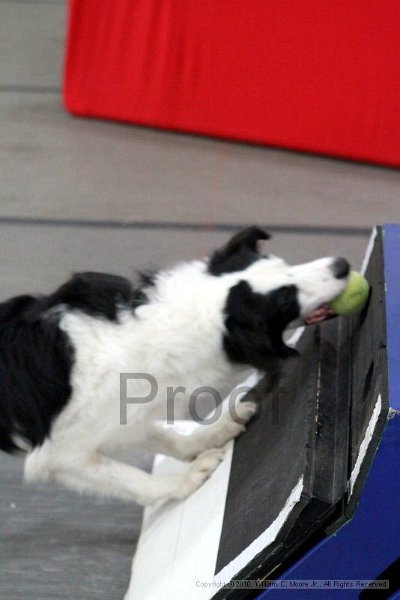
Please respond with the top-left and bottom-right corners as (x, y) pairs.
(208, 227), (350, 369)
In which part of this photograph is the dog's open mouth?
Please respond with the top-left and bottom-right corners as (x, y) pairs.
(304, 304), (336, 325)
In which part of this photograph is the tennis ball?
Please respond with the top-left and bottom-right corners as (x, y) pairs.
(328, 271), (370, 315)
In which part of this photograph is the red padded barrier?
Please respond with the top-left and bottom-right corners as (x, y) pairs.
(64, 1), (400, 167)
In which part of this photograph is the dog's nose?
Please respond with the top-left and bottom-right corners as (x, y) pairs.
(332, 257), (350, 279)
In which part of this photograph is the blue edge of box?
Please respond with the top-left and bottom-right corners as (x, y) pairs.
(257, 224), (400, 599)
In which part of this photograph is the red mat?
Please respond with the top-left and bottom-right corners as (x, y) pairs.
(64, 0), (400, 167)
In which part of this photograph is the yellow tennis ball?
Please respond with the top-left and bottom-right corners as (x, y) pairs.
(328, 271), (370, 315)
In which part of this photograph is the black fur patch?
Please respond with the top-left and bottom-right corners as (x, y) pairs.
(208, 226), (270, 276)
(132, 270), (157, 309)
(223, 281), (300, 370)
(41, 272), (137, 321)
(0, 295), (73, 453)
(40, 271), (155, 321)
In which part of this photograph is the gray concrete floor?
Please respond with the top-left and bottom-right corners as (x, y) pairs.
(0, 0), (399, 598)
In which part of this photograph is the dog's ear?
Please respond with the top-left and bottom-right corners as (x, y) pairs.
(223, 226), (270, 254)
(209, 226), (270, 275)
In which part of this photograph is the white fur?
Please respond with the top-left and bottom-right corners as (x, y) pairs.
(24, 254), (347, 505)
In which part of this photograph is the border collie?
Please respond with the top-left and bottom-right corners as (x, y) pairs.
(0, 227), (350, 505)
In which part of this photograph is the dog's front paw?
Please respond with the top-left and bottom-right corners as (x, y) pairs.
(233, 400), (258, 424)
(173, 448), (225, 500)
(209, 400), (258, 449)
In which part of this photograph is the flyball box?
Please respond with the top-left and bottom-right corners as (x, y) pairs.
(126, 225), (400, 600)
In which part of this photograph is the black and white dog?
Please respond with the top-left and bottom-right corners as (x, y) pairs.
(0, 227), (350, 505)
